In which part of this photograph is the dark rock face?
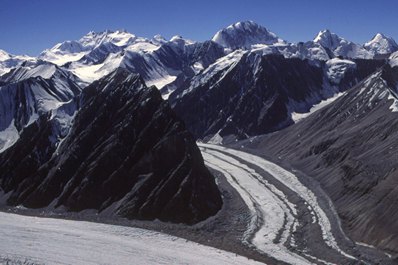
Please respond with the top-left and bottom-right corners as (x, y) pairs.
(186, 41), (226, 69)
(0, 114), (63, 200)
(0, 69), (222, 224)
(158, 40), (226, 96)
(170, 54), (383, 140)
(246, 64), (398, 253)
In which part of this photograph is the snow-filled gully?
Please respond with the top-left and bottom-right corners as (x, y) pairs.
(199, 143), (359, 265)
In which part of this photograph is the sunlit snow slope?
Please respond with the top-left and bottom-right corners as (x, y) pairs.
(0, 212), (262, 265)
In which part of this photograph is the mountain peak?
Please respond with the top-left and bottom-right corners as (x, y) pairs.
(374, 33), (387, 39)
(51, 40), (86, 53)
(314, 29), (332, 40)
(228, 21), (260, 30)
(170, 35), (183, 41)
(115, 29), (128, 33)
(313, 30), (374, 59)
(368, 32), (395, 43)
(212, 21), (283, 50)
(0, 61), (70, 84)
(79, 29), (136, 49)
(364, 33), (398, 54)
(313, 29), (346, 49)
(0, 49), (11, 60)
(152, 34), (167, 45)
(169, 35), (195, 46)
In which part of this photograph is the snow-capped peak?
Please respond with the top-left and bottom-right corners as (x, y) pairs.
(313, 29), (346, 50)
(50, 40), (86, 54)
(40, 30), (144, 66)
(170, 35), (184, 42)
(169, 35), (195, 46)
(1, 62), (60, 83)
(0, 49), (37, 76)
(364, 33), (398, 55)
(212, 21), (284, 50)
(152, 34), (167, 45)
(313, 29), (373, 59)
(79, 29), (137, 49)
(373, 33), (388, 40)
(0, 49), (11, 61)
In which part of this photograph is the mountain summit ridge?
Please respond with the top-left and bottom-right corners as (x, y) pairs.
(2, 21), (396, 86)
(212, 21), (284, 50)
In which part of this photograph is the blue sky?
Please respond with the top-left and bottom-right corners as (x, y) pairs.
(1, 0), (397, 56)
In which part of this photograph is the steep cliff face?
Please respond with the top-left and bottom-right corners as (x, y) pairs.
(244, 64), (398, 253)
(0, 69), (222, 224)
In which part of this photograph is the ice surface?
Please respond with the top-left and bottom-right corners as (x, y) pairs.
(201, 148), (312, 265)
(200, 144), (358, 262)
(0, 212), (263, 265)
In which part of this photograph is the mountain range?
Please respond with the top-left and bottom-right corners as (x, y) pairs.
(2, 21), (397, 90)
(2, 21), (397, 143)
(1, 20), (398, 257)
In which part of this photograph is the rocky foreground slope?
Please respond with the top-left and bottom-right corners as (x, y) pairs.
(0, 69), (222, 224)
